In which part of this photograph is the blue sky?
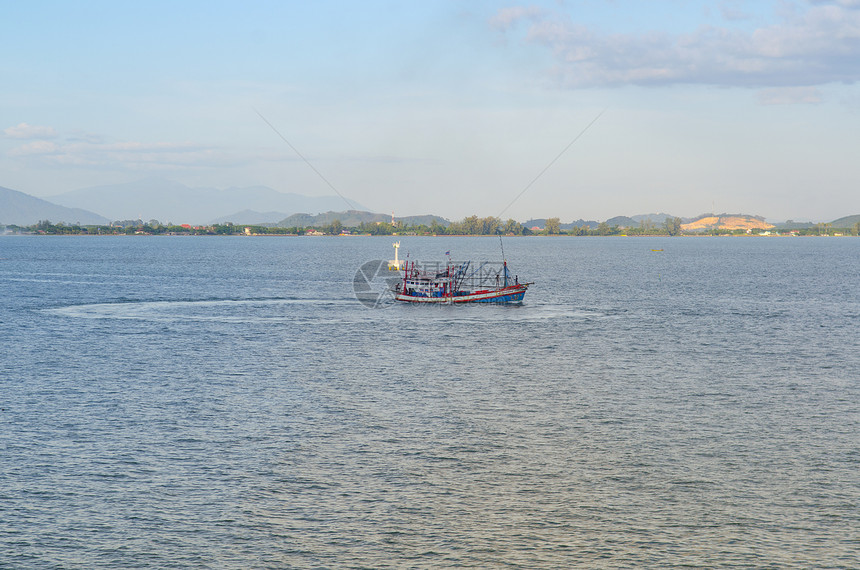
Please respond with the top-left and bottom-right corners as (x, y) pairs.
(3, 0), (860, 222)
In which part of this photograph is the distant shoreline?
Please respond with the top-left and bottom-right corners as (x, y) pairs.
(4, 231), (856, 238)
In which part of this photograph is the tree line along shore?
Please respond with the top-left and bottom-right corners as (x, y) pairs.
(5, 216), (860, 237)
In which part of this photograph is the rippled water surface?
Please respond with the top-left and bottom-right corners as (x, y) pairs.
(1, 235), (858, 568)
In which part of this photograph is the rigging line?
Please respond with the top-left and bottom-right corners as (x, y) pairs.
(496, 107), (607, 220)
(254, 108), (358, 212)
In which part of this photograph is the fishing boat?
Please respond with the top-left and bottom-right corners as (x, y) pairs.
(393, 256), (531, 304)
(255, 110), (599, 307)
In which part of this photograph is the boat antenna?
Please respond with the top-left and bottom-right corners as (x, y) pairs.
(496, 107), (606, 220)
(254, 108), (359, 212)
(498, 232), (506, 262)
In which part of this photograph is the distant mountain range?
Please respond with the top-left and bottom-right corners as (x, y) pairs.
(524, 218), (600, 230)
(45, 178), (367, 225)
(0, 186), (109, 226)
(522, 213), (857, 232)
(1, 180), (858, 230)
(276, 210), (449, 228)
(523, 213), (679, 230)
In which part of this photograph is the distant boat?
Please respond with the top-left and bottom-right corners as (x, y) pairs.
(394, 258), (530, 304)
(651, 248), (663, 252)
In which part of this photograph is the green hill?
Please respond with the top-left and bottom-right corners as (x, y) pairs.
(605, 215), (638, 227)
(773, 220), (816, 230)
(829, 214), (860, 228)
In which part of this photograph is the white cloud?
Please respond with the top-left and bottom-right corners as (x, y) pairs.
(3, 122), (58, 139)
(810, 0), (860, 8)
(490, 6), (543, 31)
(493, 2), (860, 90)
(720, 2), (754, 22)
(757, 86), (823, 104)
(9, 137), (239, 171)
(9, 140), (59, 155)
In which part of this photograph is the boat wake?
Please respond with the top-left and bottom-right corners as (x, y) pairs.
(44, 297), (355, 323)
(45, 297), (616, 325)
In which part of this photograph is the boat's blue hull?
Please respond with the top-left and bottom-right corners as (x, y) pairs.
(469, 290), (525, 303)
(394, 284), (528, 304)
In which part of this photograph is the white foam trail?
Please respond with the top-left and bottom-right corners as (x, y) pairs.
(44, 298), (354, 322)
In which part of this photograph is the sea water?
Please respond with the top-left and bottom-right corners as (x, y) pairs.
(1, 235), (858, 568)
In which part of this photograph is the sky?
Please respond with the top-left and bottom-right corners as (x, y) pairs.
(2, 0), (860, 222)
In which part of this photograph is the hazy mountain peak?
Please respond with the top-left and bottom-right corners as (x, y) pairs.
(0, 185), (109, 225)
